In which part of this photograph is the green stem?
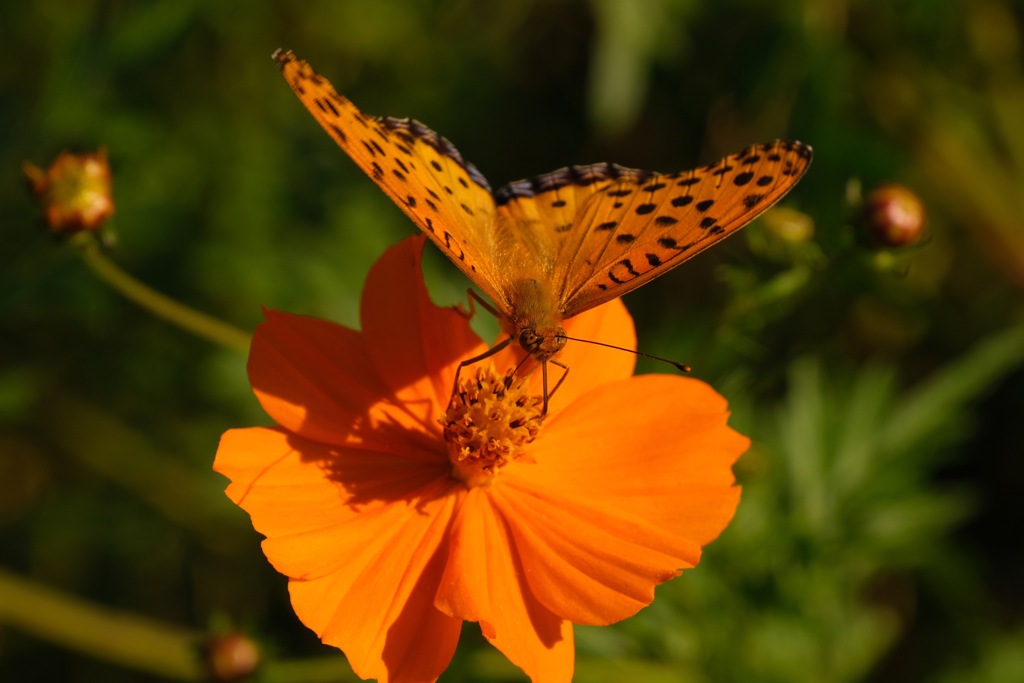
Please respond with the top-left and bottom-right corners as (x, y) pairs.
(76, 238), (250, 354)
(0, 567), (203, 680)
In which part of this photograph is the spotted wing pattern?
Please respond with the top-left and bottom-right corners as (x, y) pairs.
(275, 50), (813, 330)
(557, 141), (813, 316)
(273, 49), (506, 306)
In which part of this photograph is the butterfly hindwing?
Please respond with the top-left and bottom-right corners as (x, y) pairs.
(556, 140), (813, 316)
(492, 163), (657, 279)
(273, 50), (508, 306)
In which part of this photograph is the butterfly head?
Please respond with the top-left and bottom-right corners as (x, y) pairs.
(517, 326), (567, 363)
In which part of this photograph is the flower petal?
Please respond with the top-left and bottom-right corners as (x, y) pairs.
(361, 235), (487, 413)
(539, 375), (747, 543)
(436, 488), (574, 683)
(547, 298), (636, 410)
(249, 308), (441, 455)
(491, 483), (698, 627)
(215, 427), (452, 575)
(215, 426), (462, 683)
(499, 374), (746, 625)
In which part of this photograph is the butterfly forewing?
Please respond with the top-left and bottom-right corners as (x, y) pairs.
(273, 50), (507, 306)
(556, 140), (813, 317)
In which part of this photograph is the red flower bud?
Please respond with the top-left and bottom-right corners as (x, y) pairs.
(857, 183), (926, 248)
(205, 633), (260, 682)
(24, 149), (114, 234)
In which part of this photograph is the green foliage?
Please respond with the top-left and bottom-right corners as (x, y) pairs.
(3, 0), (1024, 681)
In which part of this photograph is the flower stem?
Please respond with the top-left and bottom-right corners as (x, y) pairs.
(0, 567), (203, 680)
(76, 237), (250, 354)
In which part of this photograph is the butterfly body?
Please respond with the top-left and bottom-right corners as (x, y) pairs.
(503, 278), (567, 363)
(273, 49), (812, 367)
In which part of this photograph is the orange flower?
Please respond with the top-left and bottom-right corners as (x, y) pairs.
(215, 236), (748, 683)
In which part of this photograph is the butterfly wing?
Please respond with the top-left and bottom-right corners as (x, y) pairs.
(273, 50), (510, 309)
(493, 163), (657, 279)
(554, 140), (813, 317)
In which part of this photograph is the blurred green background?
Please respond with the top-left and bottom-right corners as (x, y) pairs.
(3, 0), (1024, 681)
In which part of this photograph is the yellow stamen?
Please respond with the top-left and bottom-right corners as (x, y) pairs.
(441, 364), (544, 487)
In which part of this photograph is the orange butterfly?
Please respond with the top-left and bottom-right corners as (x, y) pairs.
(274, 49), (811, 396)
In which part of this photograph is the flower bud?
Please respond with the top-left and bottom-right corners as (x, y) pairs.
(205, 632), (260, 682)
(857, 183), (926, 248)
(24, 149), (114, 234)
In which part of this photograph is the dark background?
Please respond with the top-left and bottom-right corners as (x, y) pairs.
(2, 1), (1023, 681)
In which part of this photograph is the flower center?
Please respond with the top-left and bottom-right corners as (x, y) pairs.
(441, 364), (545, 487)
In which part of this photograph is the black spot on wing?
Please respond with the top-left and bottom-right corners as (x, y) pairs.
(328, 123), (348, 144)
(442, 230), (465, 260)
(607, 257), (641, 285)
(316, 97), (340, 118)
(379, 116), (492, 192)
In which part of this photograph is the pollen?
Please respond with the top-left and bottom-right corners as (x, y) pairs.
(441, 364), (545, 487)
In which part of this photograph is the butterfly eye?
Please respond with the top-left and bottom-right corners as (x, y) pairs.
(518, 329), (540, 352)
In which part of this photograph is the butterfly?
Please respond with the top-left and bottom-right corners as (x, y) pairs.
(274, 49), (812, 401)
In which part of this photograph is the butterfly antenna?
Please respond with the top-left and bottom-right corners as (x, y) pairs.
(559, 336), (691, 373)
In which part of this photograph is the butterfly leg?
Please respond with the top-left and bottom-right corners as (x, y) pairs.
(537, 359), (570, 415)
(544, 359), (571, 413)
(448, 336), (514, 407)
(454, 288), (502, 321)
